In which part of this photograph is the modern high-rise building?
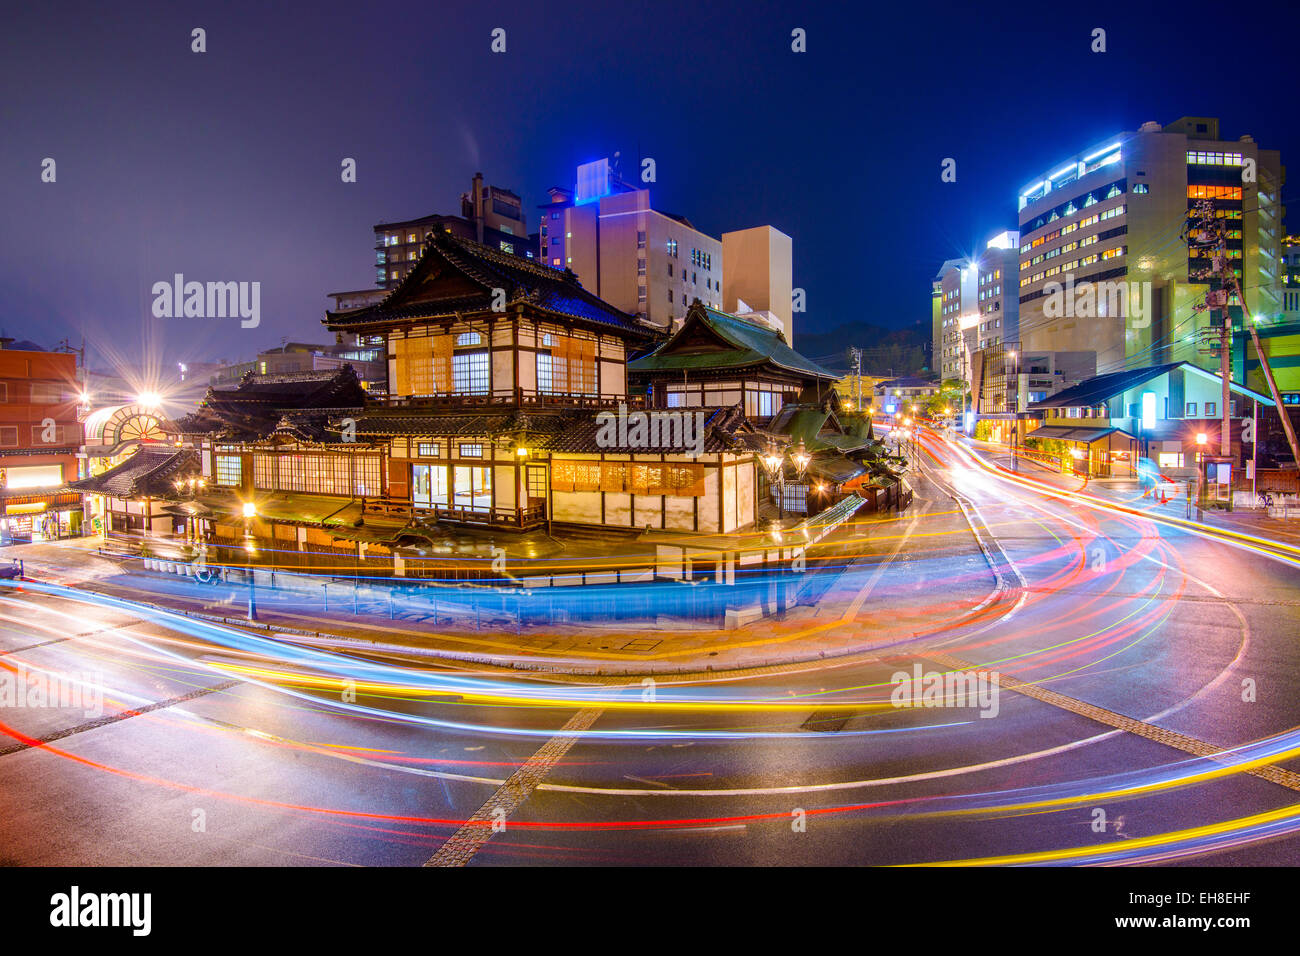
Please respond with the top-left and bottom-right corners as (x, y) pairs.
(974, 231), (1019, 352)
(540, 159), (722, 330)
(934, 258), (976, 383)
(1015, 116), (1284, 375)
(374, 173), (534, 289)
(1236, 233), (1300, 402)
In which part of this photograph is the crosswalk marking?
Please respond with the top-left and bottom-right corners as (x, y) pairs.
(423, 707), (605, 866)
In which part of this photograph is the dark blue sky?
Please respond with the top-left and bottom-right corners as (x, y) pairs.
(2, 0), (1294, 376)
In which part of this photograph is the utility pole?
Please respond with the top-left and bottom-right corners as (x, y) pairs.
(1187, 200), (1300, 468)
(849, 347), (863, 412)
(1186, 200), (1233, 456)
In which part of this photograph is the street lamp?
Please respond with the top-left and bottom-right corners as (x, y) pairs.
(242, 501), (258, 621)
(1193, 432), (1210, 518)
(762, 444), (786, 521)
(790, 441), (810, 481)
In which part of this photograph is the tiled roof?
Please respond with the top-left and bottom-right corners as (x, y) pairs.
(68, 445), (198, 499)
(348, 409), (574, 439)
(325, 232), (660, 338)
(628, 303), (838, 380)
(169, 366), (367, 441)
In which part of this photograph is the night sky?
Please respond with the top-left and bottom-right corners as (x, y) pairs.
(3, 0), (1295, 377)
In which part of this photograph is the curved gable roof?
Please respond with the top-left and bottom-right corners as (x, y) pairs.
(628, 303), (837, 380)
(325, 232), (658, 338)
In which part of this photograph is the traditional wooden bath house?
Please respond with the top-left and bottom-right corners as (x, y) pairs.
(92, 233), (881, 572)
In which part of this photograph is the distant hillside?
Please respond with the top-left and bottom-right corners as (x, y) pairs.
(793, 320), (929, 377)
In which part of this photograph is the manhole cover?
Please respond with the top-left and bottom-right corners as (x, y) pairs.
(800, 711), (857, 733)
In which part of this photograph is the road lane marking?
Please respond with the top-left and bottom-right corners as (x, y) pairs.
(925, 651), (1300, 793)
(0, 678), (242, 757)
(423, 706), (605, 866)
(0, 619), (146, 657)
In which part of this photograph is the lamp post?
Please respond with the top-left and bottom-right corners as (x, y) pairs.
(242, 501), (258, 621)
(1194, 432), (1208, 519)
(762, 444), (786, 522)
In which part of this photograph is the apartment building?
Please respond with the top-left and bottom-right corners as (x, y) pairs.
(0, 340), (84, 543)
(540, 158), (796, 338)
(935, 258), (976, 382)
(975, 231), (1019, 351)
(1016, 116), (1284, 375)
(540, 160), (722, 331)
(374, 173), (535, 289)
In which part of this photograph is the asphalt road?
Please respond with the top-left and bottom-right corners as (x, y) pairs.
(2, 429), (1298, 866)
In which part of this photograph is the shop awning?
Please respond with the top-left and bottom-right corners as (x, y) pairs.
(1024, 426), (1133, 444)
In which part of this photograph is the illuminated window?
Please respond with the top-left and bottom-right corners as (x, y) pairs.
(452, 352), (489, 394)
(456, 331), (482, 346)
(458, 443), (484, 458)
(417, 442), (441, 457)
(215, 455), (242, 486)
(1187, 185), (1243, 200)
(254, 453), (380, 496)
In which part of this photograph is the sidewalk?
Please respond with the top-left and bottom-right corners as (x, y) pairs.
(7, 516), (934, 678)
(981, 449), (1300, 547)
